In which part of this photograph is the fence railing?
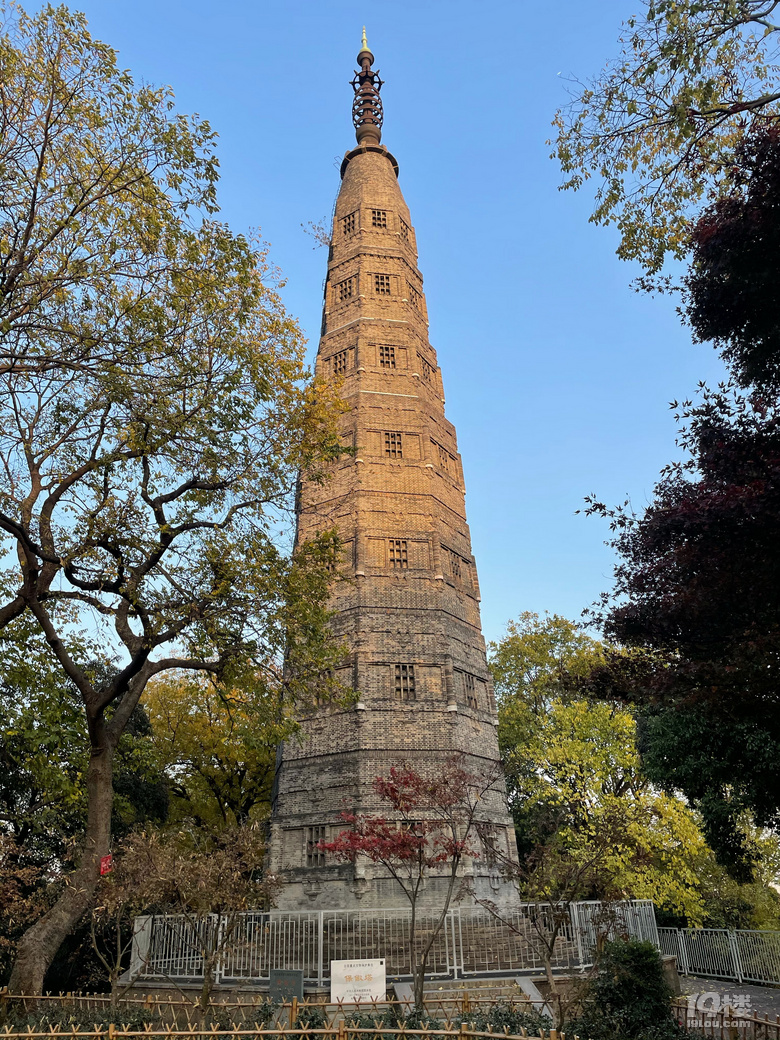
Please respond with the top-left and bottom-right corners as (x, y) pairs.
(659, 926), (780, 985)
(673, 997), (780, 1040)
(0, 1029), (577, 1040)
(1, 994), (537, 1025)
(131, 901), (658, 985)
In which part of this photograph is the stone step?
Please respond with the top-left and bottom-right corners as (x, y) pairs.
(393, 976), (532, 1008)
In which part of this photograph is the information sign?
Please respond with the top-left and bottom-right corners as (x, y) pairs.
(330, 958), (386, 1003)
(270, 968), (305, 1002)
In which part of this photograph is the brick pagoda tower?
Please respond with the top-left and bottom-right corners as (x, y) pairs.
(268, 32), (518, 910)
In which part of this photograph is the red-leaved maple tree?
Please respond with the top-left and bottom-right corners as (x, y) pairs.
(319, 758), (499, 1010)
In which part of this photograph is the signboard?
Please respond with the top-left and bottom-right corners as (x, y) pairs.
(330, 958), (386, 1003)
(270, 968), (304, 1002)
(99, 854), (113, 875)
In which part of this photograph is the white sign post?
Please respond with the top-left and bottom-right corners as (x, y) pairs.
(330, 958), (386, 1003)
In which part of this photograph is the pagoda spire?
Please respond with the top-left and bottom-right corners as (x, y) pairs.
(351, 27), (384, 146)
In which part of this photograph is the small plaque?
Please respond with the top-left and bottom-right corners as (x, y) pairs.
(270, 968), (304, 1001)
(330, 958), (386, 1003)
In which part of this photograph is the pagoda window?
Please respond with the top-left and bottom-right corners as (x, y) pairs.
(407, 282), (421, 309)
(336, 276), (356, 302)
(419, 354), (432, 381)
(384, 431), (403, 458)
(332, 349), (348, 375)
(444, 545), (470, 585)
(395, 664), (416, 702)
(389, 539), (408, 569)
(374, 273), (392, 295)
(379, 345), (396, 368)
(464, 672), (478, 710)
(371, 209), (388, 228)
(476, 822), (498, 865)
(306, 826), (326, 867)
(436, 442), (450, 472)
(450, 551), (462, 580)
(400, 217), (410, 241)
(341, 211), (357, 236)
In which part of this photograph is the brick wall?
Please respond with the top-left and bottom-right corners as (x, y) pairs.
(268, 143), (518, 911)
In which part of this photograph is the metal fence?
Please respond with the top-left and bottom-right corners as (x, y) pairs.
(131, 901), (658, 986)
(659, 926), (780, 985)
(673, 998), (780, 1040)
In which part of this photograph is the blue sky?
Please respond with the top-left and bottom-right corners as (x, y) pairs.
(37, 0), (728, 644)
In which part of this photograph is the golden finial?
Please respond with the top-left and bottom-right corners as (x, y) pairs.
(360, 26), (369, 53)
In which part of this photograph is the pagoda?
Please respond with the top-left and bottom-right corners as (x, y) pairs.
(268, 32), (518, 910)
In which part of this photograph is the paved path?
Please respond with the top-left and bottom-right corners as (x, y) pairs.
(680, 975), (780, 1019)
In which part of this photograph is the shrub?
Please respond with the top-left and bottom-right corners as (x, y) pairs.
(202, 1002), (279, 1032)
(458, 999), (551, 1036)
(569, 938), (688, 1040)
(7, 1004), (154, 1032)
(294, 1002), (329, 1040)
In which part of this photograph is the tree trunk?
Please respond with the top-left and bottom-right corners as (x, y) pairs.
(8, 740), (114, 994)
(544, 952), (564, 1030)
(412, 964), (425, 1014)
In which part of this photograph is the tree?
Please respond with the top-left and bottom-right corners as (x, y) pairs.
(490, 614), (709, 922)
(1, 618), (94, 860)
(0, 2), (218, 375)
(102, 826), (272, 1015)
(577, 99), (780, 876)
(684, 126), (780, 387)
(568, 938), (680, 1040)
(0, 619), (168, 988)
(490, 808), (638, 1032)
(509, 698), (706, 921)
(691, 831), (780, 929)
(489, 611), (605, 720)
(554, 0), (780, 273)
(584, 388), (780, 875)
(1, 629), (168, 859)
(1, 5), (343, 994)
(319, 761), (498, 1012)
(0, 835), (44, 985)
(143, 673), (293, 828)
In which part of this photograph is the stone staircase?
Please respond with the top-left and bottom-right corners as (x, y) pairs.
(393, 975), (543, 1013)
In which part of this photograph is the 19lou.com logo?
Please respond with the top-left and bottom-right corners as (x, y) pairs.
(686, 991), (752, 1023)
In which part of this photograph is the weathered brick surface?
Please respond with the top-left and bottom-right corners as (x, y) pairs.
(268, 141), (517, 910)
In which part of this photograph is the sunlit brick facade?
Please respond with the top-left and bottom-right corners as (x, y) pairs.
(267, 36), (518, 910)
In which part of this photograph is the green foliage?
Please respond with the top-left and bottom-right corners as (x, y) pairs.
(394, 1009), (441, 1030)
(5, 1001), (280, 1033)
(0, 618), (88, 856)
(293, 1003), (328, 1040)
(204, 1003), (278, 1031)
(344, 1008), (396, 1040)
(637, 698), (780, 881)
(686, 830), (780, 929)
(490, 611), (604, 731)
(586, 386), (780, 878)
(346, 1008), (444, 1040)
(0, 626), (168, 860)
(0, 0), (346, 992)
(458, 999), (551, 1036)
(570, 938), (685, 1040)
(143, 667), (353, 828)
(5, 1004), (155, 1031)
(491, 614), (707, 923)
(143, 673), (292, 827)
(553, 0), (780, 274)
